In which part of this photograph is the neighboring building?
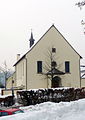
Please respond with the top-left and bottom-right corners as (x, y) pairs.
(3, 72), (25, 95)
(6, 72), (16, 89)
(2, 72), (15, 95)
(80, 68), (85, 87)
(14, 25), (82, 90)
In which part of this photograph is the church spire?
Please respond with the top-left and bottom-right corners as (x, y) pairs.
(31, 30), (33, 39)
(29, 30), (35, 48)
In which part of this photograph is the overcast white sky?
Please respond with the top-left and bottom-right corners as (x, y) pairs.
(0, 0), (85, 70)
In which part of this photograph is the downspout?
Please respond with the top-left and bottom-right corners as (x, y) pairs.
(80, 56), (83, 88)
(25, 57), (27, 90)
(79, 58), (81, 88)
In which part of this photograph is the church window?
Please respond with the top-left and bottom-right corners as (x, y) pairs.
(37, 61), (42, 73)
(65, 61), (70, 73)
(52, 48), (56, 53)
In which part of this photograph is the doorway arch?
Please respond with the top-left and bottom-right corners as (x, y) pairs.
(52, 76), (61, 88)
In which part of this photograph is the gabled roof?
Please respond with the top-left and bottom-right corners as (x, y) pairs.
(14, 24), (82, 66)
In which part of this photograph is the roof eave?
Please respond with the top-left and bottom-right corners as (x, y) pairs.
(13, 55), (25, 66)
(80, 56), (82, 59)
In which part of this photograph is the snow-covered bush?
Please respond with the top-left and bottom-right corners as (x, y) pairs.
(17, 87), (85, 106)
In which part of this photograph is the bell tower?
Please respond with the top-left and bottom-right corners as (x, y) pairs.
(29, 31), (35, 48)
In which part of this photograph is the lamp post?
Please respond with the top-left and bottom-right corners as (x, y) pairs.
(12, 78), (14, 97)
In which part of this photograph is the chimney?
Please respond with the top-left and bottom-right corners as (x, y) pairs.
(17, 54), (20, 61)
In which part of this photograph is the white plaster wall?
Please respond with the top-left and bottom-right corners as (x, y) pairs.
(81, 78), (85, 87)
(15, 59), (26, 88)
(25, 26), (81, 89)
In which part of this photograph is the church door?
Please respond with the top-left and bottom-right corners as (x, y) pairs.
(52, 76), (61, 88)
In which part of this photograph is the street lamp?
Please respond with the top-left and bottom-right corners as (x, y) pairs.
(12, 78), (14, 97)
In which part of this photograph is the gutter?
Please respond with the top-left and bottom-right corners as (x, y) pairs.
(25, 57), (27, 91)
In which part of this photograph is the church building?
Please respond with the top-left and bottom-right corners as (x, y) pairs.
(13, 25), (82, 90)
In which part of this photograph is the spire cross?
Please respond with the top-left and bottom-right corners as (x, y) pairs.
(31, 29), (33, 33)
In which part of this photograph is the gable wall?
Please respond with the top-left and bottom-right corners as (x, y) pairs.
(26, 26), (81, 89)
(15, 58), (26, 88)
(6, 73), (16, 89)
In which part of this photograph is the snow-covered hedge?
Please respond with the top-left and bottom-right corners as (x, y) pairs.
(0, 95), (15, 107)
(17, 87), (85, 106)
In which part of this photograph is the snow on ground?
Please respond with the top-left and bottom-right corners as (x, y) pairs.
(1, 99), (85, 120)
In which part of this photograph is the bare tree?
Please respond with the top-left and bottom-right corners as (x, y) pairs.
(0, 81), (4, 88)
(76, 1), (85, 10)
(42, 47), (65, 88)
(76, 1), (85, 34)
(0, 61), (13, 89)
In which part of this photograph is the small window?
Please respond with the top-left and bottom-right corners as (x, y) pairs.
(65, 61), (70, 73)
(37, 61), (42, 73)
(52, 48), (56, 53)
(51, 61), (57, 68)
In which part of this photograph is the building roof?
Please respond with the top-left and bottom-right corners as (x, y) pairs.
(46, 68), (65, 75)
(14, 24), (82, 66)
